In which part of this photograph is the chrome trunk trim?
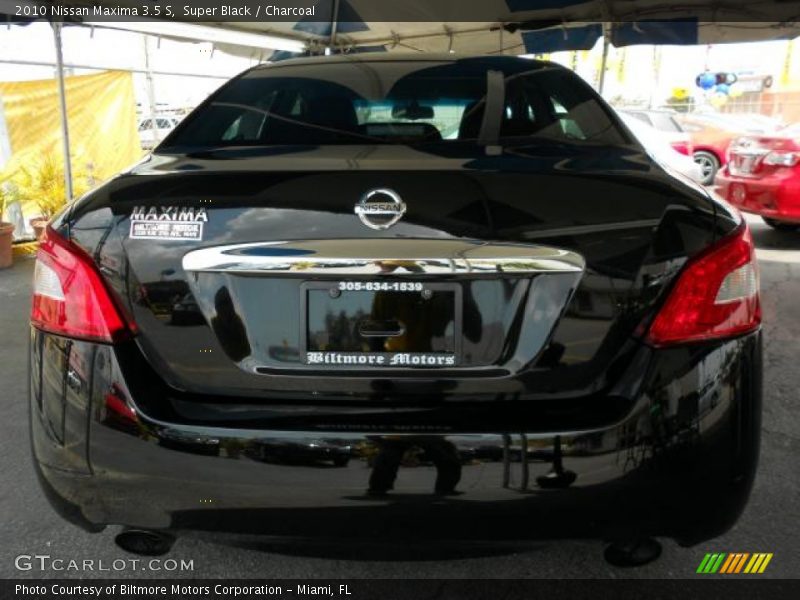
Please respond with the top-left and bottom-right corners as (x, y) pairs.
(182, 239), (585, 276)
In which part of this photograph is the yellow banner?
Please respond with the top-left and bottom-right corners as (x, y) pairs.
(0, 70), (141, 217)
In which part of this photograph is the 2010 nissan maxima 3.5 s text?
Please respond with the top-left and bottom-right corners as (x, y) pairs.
(29, 55), (761, 561)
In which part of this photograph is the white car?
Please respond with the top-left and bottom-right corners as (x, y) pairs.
(138, 116), (180, 150)
(619, 109), (693, 154)
(619, 113), (704, 185)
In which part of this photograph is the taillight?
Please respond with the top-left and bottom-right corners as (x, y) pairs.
(670, 141), (692, 156)
(763, 151), (800, 167)
(645, 223), (760, 347)
(31, 226), (137, 343)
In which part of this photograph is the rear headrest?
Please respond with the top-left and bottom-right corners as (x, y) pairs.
(306, 94), (359, 131)
(458, 100), (543, 141)
(458, 101), (485, 140)
(263, 93), (359, 143)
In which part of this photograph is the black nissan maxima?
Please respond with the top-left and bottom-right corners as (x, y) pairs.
(29, 55), (761, 563)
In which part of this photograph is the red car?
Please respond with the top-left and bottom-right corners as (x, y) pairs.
(716, 130), (800, 229)
(678, 116), (740, 185)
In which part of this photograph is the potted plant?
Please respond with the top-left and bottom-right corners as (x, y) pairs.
(29, 215), (48, 241)
(0, 192), (15, 269)
(19, 152), (86, 241)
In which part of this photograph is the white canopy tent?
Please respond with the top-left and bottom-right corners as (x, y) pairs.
(5, 1), (800, 58)
(77, 1), (800, 58)
(1, 0), (800, 201)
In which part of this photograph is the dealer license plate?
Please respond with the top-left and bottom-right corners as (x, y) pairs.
(302, 281), (461, 368)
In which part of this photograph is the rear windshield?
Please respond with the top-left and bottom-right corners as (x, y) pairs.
(162, 59), (625, 149)
(649, 113), (683, 133)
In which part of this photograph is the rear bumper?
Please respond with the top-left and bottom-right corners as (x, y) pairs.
(715, 168), (800, 222)
(30, 328), (762, 545)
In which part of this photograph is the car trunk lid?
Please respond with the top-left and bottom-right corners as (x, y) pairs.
(68, 147), (719, 403)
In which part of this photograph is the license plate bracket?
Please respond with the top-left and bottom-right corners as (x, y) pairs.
(301, 281), (462, 368)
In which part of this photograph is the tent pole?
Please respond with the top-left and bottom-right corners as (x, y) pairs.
(51, 21), (73, 203)
(329, 0), (340, 50)
(597, 23), (610, 96)
(649, 46), (662, 109)
(143, 35), (160, 144)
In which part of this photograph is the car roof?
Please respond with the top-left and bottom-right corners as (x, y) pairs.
(252, 53), (551, 70)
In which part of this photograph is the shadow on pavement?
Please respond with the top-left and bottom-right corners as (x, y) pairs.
(749, 222), (800, 251)
(193, 534), (550, 562)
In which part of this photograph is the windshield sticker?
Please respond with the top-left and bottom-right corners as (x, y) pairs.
(129, 206), (207, 241)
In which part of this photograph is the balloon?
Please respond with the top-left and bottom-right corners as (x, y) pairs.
(710, 93), (728, 108)
(729, 84), (744, 98)
(716, 83), (730, 95)
(697, 71), (717, 90)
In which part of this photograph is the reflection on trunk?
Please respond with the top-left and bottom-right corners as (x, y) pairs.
(211, 287), (251, 362)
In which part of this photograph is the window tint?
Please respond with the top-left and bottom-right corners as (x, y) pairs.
(164, 60), (625, 148)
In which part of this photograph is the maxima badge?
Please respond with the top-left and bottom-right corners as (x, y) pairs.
(129, 206), (207, 241)
(354, 188), (407, 230)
